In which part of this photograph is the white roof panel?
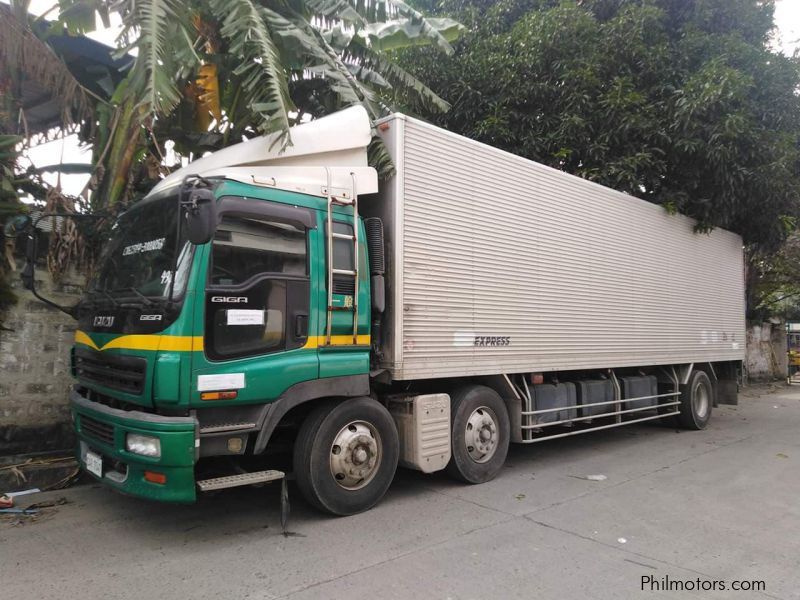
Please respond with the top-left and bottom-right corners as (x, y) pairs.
(151, 105), (377, 196)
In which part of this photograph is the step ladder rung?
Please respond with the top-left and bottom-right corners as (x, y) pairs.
(332, 268), (357, 276)
(196, 470), (284, 492)
(331, 232), (356, 240)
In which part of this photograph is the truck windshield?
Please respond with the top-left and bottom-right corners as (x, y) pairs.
(89, 195), (193, 301)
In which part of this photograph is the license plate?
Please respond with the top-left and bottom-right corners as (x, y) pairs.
(86, 450), (102, 478)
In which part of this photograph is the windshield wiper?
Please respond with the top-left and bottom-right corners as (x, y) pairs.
(116, 287), (155, 306)
(83, 289), (118, 308)
(101, 290), (119, 307)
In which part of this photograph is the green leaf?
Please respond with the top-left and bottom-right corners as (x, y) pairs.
(209, 0), (295, 146)
(34, 163), (94, 174)
(305, 0), (367, 26)
(360, 17), (463, 52)
(119, 0), (185, 117)
(384, 1), (459, 55)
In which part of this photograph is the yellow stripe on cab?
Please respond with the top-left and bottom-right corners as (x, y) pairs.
(74, 331), (203, 352)
(74, 331), (369, 352)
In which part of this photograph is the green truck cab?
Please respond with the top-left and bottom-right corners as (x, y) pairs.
(41, 107), (388, 514)
(69, 175), (374, 505)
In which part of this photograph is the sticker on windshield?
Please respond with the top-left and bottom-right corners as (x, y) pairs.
(122, 237), (166, 256)
(227, 309), (265, 326)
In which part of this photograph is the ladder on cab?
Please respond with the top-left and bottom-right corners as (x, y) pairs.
(324, 170), (360, 346)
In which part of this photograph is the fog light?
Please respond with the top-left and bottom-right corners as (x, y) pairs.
(126, 433), (161, 457)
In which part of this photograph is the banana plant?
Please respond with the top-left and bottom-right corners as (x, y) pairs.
(49, 0), (462, 208)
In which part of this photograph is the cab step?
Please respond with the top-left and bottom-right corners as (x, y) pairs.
(197, 469), (284, 492)
(197, 470), (290, 532)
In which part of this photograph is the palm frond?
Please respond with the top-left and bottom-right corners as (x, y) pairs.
(209, 0), (295, 146)
(383, 0), (457, 55)
(358, 16), (463, 52)
(304, 0), (368, 26)
(268, 7), (372, 107)
(368, 135), (395, 179)
(347, 43), (449, 113)
(56, 0), (112, 34)
(118, 0), (185, 117)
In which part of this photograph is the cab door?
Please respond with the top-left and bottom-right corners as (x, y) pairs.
(191, 199), (319, 404)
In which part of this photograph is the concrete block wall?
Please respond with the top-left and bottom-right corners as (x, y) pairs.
(0, 267), (84, 456)
(745, 321), (788, 382)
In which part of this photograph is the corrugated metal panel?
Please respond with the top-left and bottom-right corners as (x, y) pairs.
(372, 115), (745, 381)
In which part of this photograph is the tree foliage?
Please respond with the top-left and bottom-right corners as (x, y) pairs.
(0, 0), (462, 308)
(747, 234), (800, 320)
(398, 0), (800, 256)
(4, 0), (463, 212)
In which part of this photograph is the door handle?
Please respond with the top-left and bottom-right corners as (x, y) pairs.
(295, 314), (308, 338)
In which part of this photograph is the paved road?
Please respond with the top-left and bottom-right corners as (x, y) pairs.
(3, 385), (799, 600)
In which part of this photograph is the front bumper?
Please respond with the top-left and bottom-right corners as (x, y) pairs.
(70, 387), (198, 503)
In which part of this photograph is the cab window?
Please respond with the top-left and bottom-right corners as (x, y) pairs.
(205, 215), (308, 360)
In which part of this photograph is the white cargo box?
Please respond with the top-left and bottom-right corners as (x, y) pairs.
(365, 114), (746, 381)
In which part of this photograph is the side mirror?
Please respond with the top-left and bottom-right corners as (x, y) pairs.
(16, 215), (82, 319)
(183, 188), (217, 245)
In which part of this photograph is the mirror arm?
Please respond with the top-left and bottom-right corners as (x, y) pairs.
(167, 179), (187, 307)
(169, 174), (216, 306)
(22, 229), (76, 319)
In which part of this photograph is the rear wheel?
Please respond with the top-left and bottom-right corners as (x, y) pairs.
(293, 397), (399, 516)
(677, 370), (714, 430)
(446, 385), (510, 484)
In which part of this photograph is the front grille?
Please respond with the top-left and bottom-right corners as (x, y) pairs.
(81, 414), (115, 446)
(74, 348), (146, 394)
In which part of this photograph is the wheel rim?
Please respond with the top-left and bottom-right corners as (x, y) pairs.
(330, 420), (382, 490)
(465, 406), (499, 463)
(693, 382), (710, 420)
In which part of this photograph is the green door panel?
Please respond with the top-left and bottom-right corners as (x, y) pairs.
(191, 346), (320, 404)
(318, 347), (370, 378)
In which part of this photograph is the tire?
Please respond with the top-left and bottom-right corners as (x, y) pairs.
(293, 397), (399, 516)
(677, 370), (714, 430)
(445, 385), (510, 484)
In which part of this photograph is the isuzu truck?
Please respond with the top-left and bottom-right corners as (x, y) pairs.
(23, 106), (745, 515)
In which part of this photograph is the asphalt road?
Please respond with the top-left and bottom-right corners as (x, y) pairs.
(3, 384), (799, 600)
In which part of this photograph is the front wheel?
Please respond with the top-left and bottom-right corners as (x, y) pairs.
(446, 385), (510, 484)
(293, 397), (399, 516)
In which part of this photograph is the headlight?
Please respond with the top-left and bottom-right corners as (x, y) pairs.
(126, 433), (161, 457)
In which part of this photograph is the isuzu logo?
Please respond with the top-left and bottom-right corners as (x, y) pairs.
(93, 315), (115, 327)
(211, 296), (248, 303)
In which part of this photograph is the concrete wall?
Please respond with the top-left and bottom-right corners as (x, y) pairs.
(0, 265), (84, 456)
(745, 321), (788, 382)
